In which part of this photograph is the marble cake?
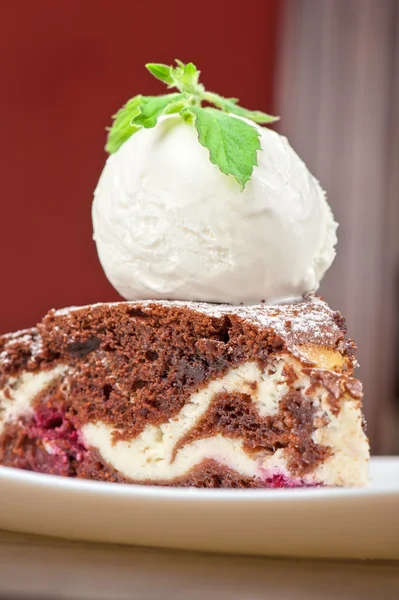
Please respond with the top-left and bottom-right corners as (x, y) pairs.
(0, 296), (369, 487)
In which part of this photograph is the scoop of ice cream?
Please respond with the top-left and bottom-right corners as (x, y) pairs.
(92, 114), (337, 304)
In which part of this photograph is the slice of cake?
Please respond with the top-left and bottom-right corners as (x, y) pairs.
(0, 296), (369, 487)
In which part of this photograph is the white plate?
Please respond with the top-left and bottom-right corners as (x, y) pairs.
(0, 457), (398, 560)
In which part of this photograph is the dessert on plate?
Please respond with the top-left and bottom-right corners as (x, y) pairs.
(0, 61), (369, 487)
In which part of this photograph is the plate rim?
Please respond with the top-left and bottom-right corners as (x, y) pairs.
(0, 456), (398, 502)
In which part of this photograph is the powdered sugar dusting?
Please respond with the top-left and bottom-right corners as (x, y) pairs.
(0, 328), (44, 366)
(29, 334), (43, 358)
(2, 328), (35, 341)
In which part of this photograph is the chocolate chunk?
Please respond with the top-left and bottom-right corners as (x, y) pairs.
(66, 337), (101, 357)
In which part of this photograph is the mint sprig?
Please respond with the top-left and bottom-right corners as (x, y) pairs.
(106, 60), (279, 189)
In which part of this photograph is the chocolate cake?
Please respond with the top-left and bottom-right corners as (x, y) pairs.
(0, 296), (369, 487)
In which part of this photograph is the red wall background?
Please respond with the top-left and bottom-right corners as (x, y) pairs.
(0, 1), (280, 334)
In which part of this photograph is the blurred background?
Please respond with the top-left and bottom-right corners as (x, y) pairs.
(1, 0), (398, 453)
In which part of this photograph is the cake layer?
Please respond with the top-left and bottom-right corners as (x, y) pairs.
(0, 296), (369, 487)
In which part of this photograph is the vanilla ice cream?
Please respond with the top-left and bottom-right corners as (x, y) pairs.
(92, 114), (337, 304)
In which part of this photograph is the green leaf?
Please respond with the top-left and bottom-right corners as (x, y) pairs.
(106, 94), (185, 153)
(105, 95), (149, 153)
(163, 98), (188, 115)
(131, 93), (185, 128)
(204, 92), (279, 124)
(170, 60), (200, 93)
(146, 63), (174, 86)
(147, 59), (201, 94)
(178, 61), (200, 90)
(183, 107), (261, 190)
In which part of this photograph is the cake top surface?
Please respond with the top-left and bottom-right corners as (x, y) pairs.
(52, 295), (349, 352)
(0, 296), (355, 383)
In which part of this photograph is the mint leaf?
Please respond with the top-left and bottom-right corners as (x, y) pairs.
(146, 63), (174, 86)
(146, 59), (201, 94)
(106, 93), (184, 152)
(162, 98), (188, 116)
(173, 61), (200, 92)
(184, 107), (261, 190)
(105, 95), (150, 153)
(204, 92), (279, 124)
(131, 93), (184, 128)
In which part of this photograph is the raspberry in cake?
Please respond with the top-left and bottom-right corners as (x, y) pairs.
(0, 296), (369, 487)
